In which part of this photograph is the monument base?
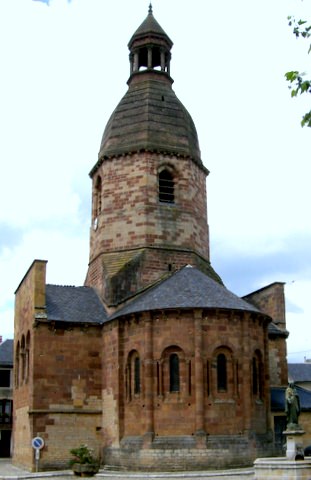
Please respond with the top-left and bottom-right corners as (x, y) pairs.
(254, 457), (311, 480)
(284, 427), (305, 460)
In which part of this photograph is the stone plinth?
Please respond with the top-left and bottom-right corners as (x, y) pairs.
(284, 427), (305, 460)
(254, 457), (311, 480)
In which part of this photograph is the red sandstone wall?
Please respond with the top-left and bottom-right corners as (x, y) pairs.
(102, 308), (270, 450)
(13, 260), (47, 468)
(243, 283), (288, 387)
(86, 152), (210, 296)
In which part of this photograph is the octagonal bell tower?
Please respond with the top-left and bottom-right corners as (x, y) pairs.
(85, 6), (221, 307)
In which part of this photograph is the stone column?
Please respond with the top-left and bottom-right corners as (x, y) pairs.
(160, 51), (165, 71)
(133, 52), (139, 72)
(194, 310), (205, 446)
(148, 48), (152, 69)
(143, 312), (154, 446)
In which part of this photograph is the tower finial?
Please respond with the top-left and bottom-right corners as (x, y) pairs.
(148, 3), (153, 15)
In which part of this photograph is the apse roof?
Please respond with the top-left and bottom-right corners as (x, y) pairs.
(46, 284), (108, 324)
(111, 265), (263, 319)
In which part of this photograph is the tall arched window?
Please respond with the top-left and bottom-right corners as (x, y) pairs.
(20, 335), (25, 384)
(169, 353), (180, 392)
(15, 341), (20, 388)
(252, 350), (263, 399)
(158, 169), (174, 204)
(134, 356), (140, 395)
(217, 353), (227, 392)
(95, 175), (102, 216)
(252, 357), (258, 395)
(126, 350), (141, 400)
(25, 331), (30, 384)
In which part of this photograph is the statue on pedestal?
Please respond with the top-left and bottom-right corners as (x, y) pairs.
(285, 382), (301, 429)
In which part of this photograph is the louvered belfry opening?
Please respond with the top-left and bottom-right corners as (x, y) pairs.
(158, 169), (174, 203)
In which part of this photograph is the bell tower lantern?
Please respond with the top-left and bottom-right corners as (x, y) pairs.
(128, 4), (172, 77)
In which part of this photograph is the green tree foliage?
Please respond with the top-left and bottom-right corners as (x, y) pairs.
(285, 17), (311, 127)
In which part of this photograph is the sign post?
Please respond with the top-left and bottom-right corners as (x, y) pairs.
(31, 436), (44, 472)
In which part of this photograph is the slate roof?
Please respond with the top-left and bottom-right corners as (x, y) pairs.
(111, 265), (263, 320)
(271, 385), (311, 411)
(288, 363), (311, 383)
(44, 266), (268, 326)
(0, 339), (13, 366)
(94, 77), (203, 173)
(268, 321), (289, 338)
(46, 285), (108, 324)
(128, 6), (173, 49)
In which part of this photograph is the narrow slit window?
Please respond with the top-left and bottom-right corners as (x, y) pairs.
(252, 357), (258, 395)
(169, 353), (180, 392)
(217, 353), (227, 392)
(134, 356), (141, 394)
(159, 169), (174, 203)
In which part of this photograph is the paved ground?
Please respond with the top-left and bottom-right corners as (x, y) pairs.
(0, 460), (254, 480)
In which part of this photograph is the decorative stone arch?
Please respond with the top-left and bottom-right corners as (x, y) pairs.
(252, 348), (264, 400)
(158, 345), (188, 398)
(25, 331), (31, 384)
(15, 341), (20, 388)
(125, 349), (141, 401)
(20, 334), (26, 385)
(210, 345), (235, 398)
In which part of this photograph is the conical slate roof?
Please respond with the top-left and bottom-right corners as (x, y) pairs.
(128, 5), (173, 49)
(111, 266), (265, 319)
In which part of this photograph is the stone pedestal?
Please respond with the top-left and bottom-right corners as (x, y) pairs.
(254, 457), (311, 480)
(284, 427), (305, 460)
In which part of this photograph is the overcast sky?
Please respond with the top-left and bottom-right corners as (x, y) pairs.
(0, 0), (310, 362)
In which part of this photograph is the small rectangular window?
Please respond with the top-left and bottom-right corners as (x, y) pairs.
(0, 370), (11, 388)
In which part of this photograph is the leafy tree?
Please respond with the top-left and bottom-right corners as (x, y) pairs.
(285, 17), (311, 127)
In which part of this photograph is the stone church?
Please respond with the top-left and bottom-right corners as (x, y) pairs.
(13, 6), (289, 471)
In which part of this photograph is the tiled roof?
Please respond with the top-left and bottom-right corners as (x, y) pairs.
(268, 321), (289, 338)
(46, 285), (108, 324)
(288, 363), (311, 383)
(0, 339), (13, 366)
(111, 265), (263, 319)
(271, 385), (311, 411)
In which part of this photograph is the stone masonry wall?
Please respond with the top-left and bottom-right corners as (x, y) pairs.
(86, 152), (210, 299)
(13, 260), (47, 468)
(102, 308), (272, 469)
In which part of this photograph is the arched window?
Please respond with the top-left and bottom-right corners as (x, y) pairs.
(21, 335), (26, 384)
(25, 331), (30, 384)
(126, 350), (141, 400)
(95, 176), (102, 217)
(252, 350), (263, 399)
(158, 169), (174, 204)
(217, 353), (227, 392)
(252, 357), (258, 395)
(134, 356), (140, 395)
(15, 341), (20, 388)
(169, 353), (180, 392)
